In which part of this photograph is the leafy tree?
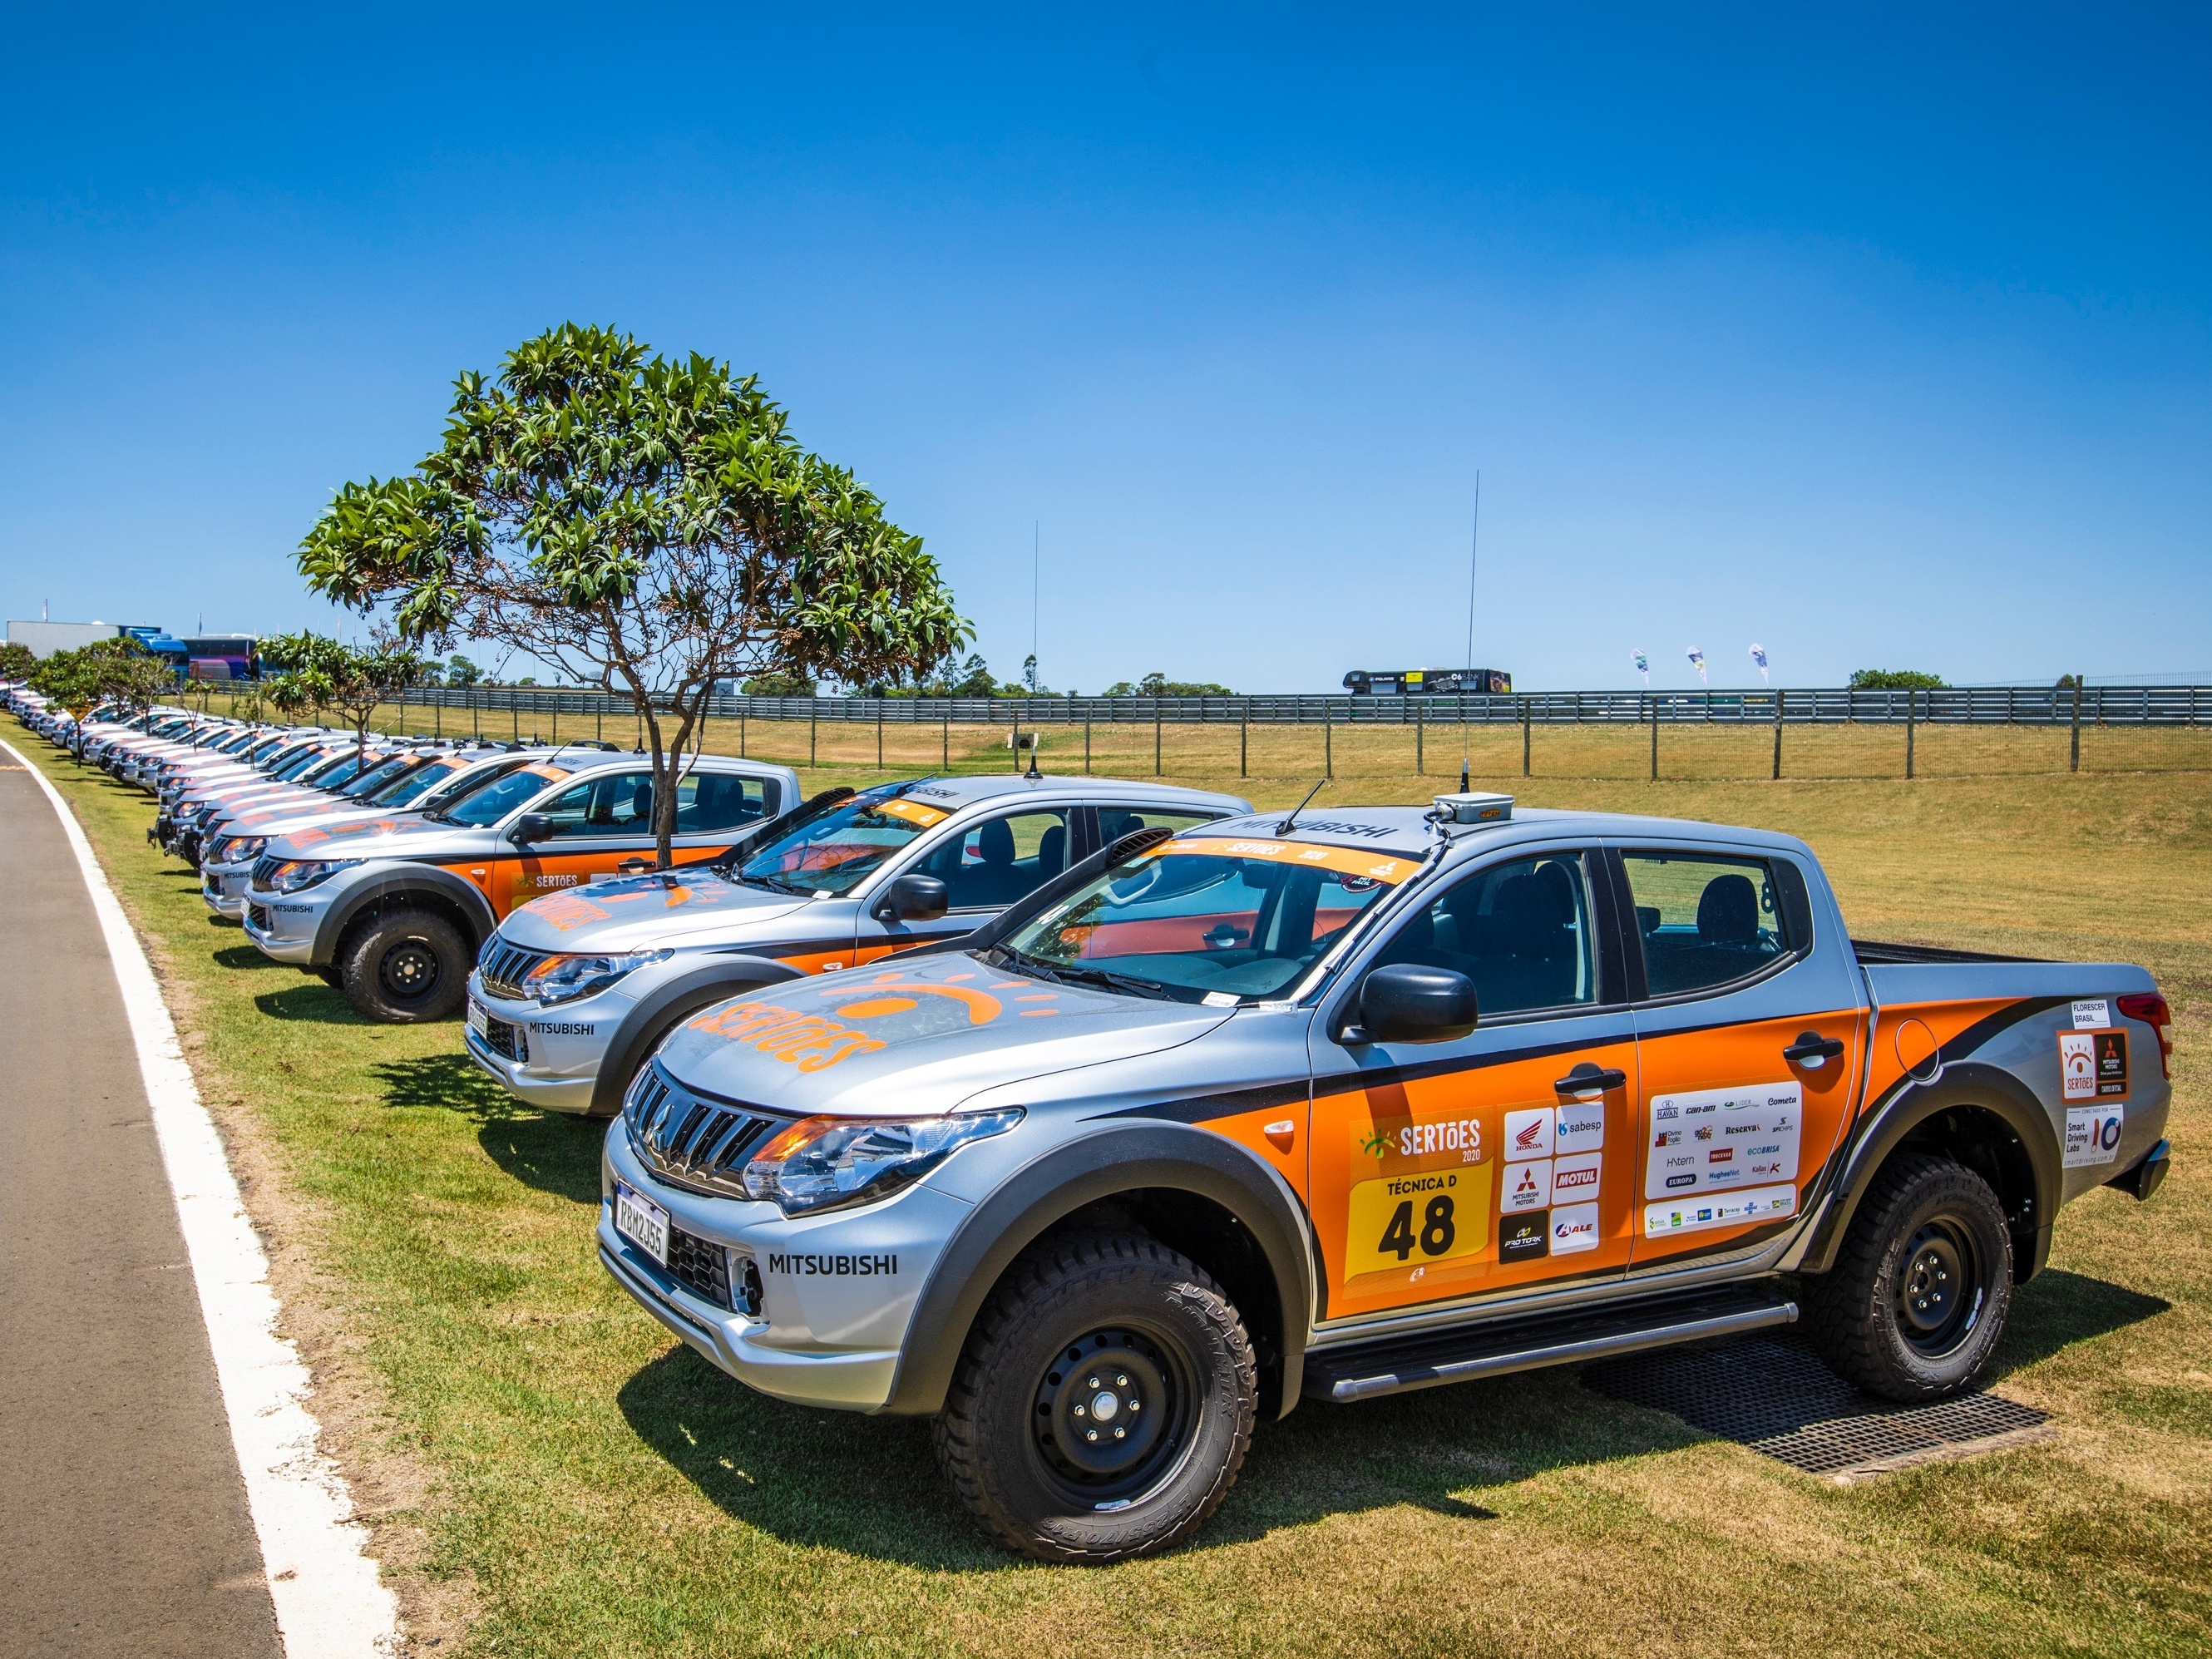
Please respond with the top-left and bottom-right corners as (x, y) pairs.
(1849, 669), (1947, 690)
(0, 641), (37, 679)
(32, 635), (179, 715)
(1104, 672), (1236, 697)
(298, 323), (969, 867)
(741, 669), (817, 696)
(944, 653), (999, 698)
(260, 632), (427, 769)
(445, 654), (482, 687)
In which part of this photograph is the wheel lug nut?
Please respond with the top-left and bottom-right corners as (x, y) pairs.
(1114, 1427), (1125, 1439)
(1116, 1375), (1128, 1386)
(1073, 1404), (1084, 1416)
(1086, 1429), (1098, 1442)
(1128, 1399), (1140, 1412)
(1088, 1376), (1099, 1388)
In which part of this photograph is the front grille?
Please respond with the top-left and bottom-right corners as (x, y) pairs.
(482, 1015), (528, 1063)
(251, 854), (282, 887)
(625, 1063), (790, 1199)
(247, 903), (270, 931)
(667, 1224), (732, 1308)
(479, 937), (555, 1002)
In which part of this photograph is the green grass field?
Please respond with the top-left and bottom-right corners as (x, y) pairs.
(17, 724), (2210, 1658)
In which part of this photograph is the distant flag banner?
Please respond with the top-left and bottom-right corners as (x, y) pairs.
(1750, 644), (1770, 684)
(1686, 646), (1706, 685)
(1632, 649), (1649, 686)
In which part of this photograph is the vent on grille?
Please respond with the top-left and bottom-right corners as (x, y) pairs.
(250, 855), (282, 887)
(481, 1014), (528, 1064)
(247, 903), (270, 931)
(478, 937), (555, 1002)
(624, 1064), (789, 1198)
(667, 1224), (733, 1308)
(205, 834), (234, 864)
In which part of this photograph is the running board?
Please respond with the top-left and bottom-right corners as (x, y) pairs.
(1302, 1285), (1798, 1404)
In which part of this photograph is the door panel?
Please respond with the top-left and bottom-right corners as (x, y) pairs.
(1619, 848), (1868, 1269)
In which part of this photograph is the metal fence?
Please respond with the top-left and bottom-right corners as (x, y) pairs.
(380, 684), (2210, 728)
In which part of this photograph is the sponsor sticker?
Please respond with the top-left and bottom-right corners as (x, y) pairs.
(2063, 1104), (2125, 1168)
(1549, 1201), (1601, 1255)
(1503, 1107), (1553, 1162)
(1550, 1151), (1602, 1202)
(1642, 1183), (1797, 1238)
(1554, 1102), (1606, 1154)
(1499, 1212), (1549, 1262)
(2058, 1031), (2097, 1101)
(2071, 999), (2111, 1029)
(1502, 1158), (1551, 1212)
(2095, 1030), (2129, 1098)
(1642, 1083), (1801, 1199)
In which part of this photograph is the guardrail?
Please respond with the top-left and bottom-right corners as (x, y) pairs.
(381, 684), (2210, 728)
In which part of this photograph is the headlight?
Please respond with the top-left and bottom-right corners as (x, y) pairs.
(264, 858), (358, 893)
(741, 1109), (1024, 1216)
(215, 835), (268, 866)
(521, 949), (674, 1005)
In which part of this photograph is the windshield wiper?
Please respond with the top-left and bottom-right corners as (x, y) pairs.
(737, 871), (812, 896)
(991, 947), (1175, 1001)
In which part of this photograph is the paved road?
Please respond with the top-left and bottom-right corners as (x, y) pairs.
(0, 758), (282, 1657)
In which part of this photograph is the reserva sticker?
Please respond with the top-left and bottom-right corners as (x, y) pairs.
(1157, 837), (1418, 885)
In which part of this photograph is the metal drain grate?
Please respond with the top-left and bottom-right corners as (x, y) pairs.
(1581, 1334), (2053, 1480)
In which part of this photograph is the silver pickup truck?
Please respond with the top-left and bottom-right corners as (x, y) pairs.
(595, 794), (2174, 1563)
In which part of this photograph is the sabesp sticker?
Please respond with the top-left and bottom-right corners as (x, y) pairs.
(2063, 1104), (2124, 1168)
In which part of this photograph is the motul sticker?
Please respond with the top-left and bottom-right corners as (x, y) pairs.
(2064, 1104), (2125, 1167)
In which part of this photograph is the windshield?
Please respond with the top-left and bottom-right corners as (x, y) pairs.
(371, 756), (467, 806)
(342, 753), (420, 798)
(995, 835), (1420, 1003)
(274, 746), (341, 782)
(306, 750), (375, 788)
(738, 783), (949, 896)
(427, 759), (574, 827)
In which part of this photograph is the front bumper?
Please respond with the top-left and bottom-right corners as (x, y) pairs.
(460, 970), (651, 1115)
(200, 863), (251, 918)
(240, 882), (335, 964)
(598, 1127), (965, 1413)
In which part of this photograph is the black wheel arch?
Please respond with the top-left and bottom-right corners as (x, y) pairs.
(880, 1123), (1316, 1423)
(586, 954), (807, 1117)
(1796, 1062), (2061, 1283)
(311, 865), (498, 968)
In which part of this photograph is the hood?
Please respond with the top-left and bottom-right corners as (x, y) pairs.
(215, 802), (412, 845)
(655, 952), (1232, 1119)
(268, 817), (455, 858)
(496, 867), (813, 947)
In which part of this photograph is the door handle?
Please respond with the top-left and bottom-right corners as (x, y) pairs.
(1553, 1064), (1627, 1095)
(617, 857), (653, 875)
(1782, 1031), (1847, 1069)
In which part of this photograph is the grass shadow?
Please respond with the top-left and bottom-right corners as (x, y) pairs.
(254, 981), (374, 1022)
(369, 1053), (606, 1207)
(619, 1342), (1679, 1568)
(1989, 1266), (2172, 1377)
(215, 942), (287, 970)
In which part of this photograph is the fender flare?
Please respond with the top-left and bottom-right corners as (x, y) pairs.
(587, 954), (806, 1117)
(878, 1122), (1316, 1420)
(309, 864), (498, 967)
(1795, 1062), (2062, 1279)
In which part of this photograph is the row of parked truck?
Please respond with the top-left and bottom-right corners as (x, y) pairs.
(7, 684), (2175, 1563)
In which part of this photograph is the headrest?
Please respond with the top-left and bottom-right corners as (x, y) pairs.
(1696, 873), (1760, 946)
(977, 818), (1016, 865)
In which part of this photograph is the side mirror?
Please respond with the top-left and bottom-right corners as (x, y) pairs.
(872, 872), (950, 924)
(1343, 964), (1478, 1045)
(507, 812), (555, 846)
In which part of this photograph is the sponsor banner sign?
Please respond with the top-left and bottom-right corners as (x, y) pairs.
(1642, 1183), (1797, 1238)
(1643, 1082), (1802, 1199)
(2064, 1104), (2126, 1168)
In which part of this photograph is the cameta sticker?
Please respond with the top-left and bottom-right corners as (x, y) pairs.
(2064, 1106), (2125, 1168)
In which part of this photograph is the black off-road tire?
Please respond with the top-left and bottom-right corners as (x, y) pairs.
(933, 1233), (1256, 1563)
(338, 908), (468, 1024)
(1804, 1152), (2012, 1401)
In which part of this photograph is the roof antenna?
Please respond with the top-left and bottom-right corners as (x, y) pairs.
(1276, 777), (1327, 837)
(1460, 469), (1479, 796)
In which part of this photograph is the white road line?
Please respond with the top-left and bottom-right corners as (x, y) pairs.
(5, 739), (402, 1659)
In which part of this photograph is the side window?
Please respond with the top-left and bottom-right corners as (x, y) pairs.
(673, 773), (775, 833)
(1371, 852), (1597, 1016)
(1621, 852), (1792, 997)
(538, 772), (656, 839)
(914, 809), (1071, 911)
(1097, 807), (1221, 846)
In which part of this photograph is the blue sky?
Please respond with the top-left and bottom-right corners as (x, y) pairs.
(2, 4), (2206, 690)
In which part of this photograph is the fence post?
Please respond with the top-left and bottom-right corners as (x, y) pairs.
(1772, 690), (1783, 780)
(1906, 688), (1916, 779)
(1324, 699), (1333, 778)
(1239, 701), (1248, 777)
(1415, 702), (1423, 774)
(2071, 677), (2081, 772)
(1084, 715), (1092, 774)
(809, 706), (817, 768)
(739, 707), (746, 758)
(942, 705), (950, 769)
(1650, 694), (1659, 781)
(876, 700), (884, 769)
(1521, 697), (1531, 778)
(511, 699), (519, 743)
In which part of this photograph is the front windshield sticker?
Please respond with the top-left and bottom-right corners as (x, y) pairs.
(515, 763), (575, 783)
(1158, 837), (1418, 885)
(874, 797), (951, 828)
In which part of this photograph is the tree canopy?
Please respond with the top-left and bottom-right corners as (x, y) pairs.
(297, 323), (968, 864)
(261, 632), (427, 767)
(1848, 669), (1947, 690)
(31, 635), (179, 714)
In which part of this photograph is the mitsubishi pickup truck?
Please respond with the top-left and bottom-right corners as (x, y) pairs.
(594, 794), (2175, 1563)
(463, 774), (1249, 1119)
(242, 748), (798, 1022)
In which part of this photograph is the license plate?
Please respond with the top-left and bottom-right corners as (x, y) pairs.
(467, 998), (489, 1039)
(615, 1181), (670, 1265)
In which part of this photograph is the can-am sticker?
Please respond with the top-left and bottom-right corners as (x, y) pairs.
(1642, 1183), (1796, 1238)
(2064, 1105), (2125, 1168)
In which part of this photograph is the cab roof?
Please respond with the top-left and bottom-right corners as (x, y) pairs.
(1192, 803), (1812, 860)
(895, 773), (1249, 812)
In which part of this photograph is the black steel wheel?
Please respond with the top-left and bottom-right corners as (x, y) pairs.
(936, 1233), (1255, 1563)
(339, 908), (468, 1023)
(1805, 1152), (2011, 1401)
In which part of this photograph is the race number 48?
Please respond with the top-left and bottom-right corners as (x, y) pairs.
(1345, 1167), (1490, 1278)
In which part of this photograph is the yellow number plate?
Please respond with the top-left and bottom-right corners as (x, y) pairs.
(1345, 1165), (1491, 1280)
